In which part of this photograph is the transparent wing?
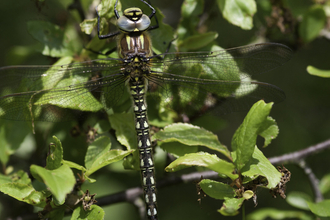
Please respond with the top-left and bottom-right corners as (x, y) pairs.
(0, 43), (293, 122)
(0, 58), (129, 121)
(148, 43), (292, 115)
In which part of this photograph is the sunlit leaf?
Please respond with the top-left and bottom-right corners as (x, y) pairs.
(178, 32), (218, 52)
(154, 123), (230, 159)
(307, 66), (330, 78)
(299, 5), (326, 43)
(85, 148), (133, 176)
(319, 173), (330, 194)
(247, 208), (313, 220)
(218, 197), (245, 216)
(80, 19), (97, 35)
(30, 164), (75, 204)
(241, 147), (281, 189)
(165, 152), (238, 180)
(307, 200), (330, 217)
(259, 116), (279, 147)
(45, 136), (63, 170)
(200, 179), (236, 199)
(286, 191), (312, 211)
(71, 205), (105, 220)
(0, 183), (46, 207)
(232, 100), (273, 171)
(108, 113), (137, 150)
(27, 21), (77, 57)
(217, 0), (256, 30)
(85, 136), (111, 170)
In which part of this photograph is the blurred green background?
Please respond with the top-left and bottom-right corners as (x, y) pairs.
(0, 0), (330, 219)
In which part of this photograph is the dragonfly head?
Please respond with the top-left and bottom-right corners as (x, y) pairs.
(117, 7), (151, 33)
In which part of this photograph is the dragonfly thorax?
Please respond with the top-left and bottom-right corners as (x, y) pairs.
(118, 32), (153, 60)
(117, 7), (151, 32)
(122, 60), (150, 79)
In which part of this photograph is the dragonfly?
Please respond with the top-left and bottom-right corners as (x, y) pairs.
(0, 0), (293, 219)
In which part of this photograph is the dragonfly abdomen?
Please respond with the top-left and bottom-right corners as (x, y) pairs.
(129, 75), (158, 219)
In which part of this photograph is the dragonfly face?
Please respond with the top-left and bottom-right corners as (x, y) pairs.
(117, 7), (151, 32)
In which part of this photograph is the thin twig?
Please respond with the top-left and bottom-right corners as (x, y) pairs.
(268, 138), (330, 164)
(97, 185), (143, 206)
(14, 139), (330, 220)
(268, 139), (330, 203)
(97, 170), (220, 207)
(298, 160), (324, 203)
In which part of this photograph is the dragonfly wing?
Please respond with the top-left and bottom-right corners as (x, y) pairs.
(148, 72), (285, 116)
(0, 58), (128, 121)
(149, 43), (291, 116)
(152, 43), (293, 80)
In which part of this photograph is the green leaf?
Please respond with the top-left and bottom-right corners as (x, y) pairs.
(241, 147), (281, 189)
(40, 56), (74, 90)
(47, 208), (65, 220)
(177, 0), (204, 40)
(30, 57), (103, 113)
(122, 150), (140, 171)
(11, 170), (32, 184)
(259, 116), (279, 147)
(147, 94), (175, 127)
(97, 0), (117, 20)
(299, 5), (326, 43)
(148, 6), (175, 55)
(80, 19), (97, 35)
(30, 164), (75, 204)
(27, 21), (76, 57)
(46, 136), (63, 170)
(0, 170), (31, 185)
(62, 160), (96, 183)
(0, 183), (47, 207)
(85, 136), (111, 170)
(62, 160), (86, 172)
(108, 113), (137, 150)
(160, 142), (198, 158)
(156, 44), (241, 117)
(307, 65), (330, 78)
(153, 123), (231, 159)
(71, 205), (105, 220)
(217, 0), (256, 30)
(231, 100), (273, 171)
(283, 1), (312, 18)
(0, 121), (31, 166)
(35, 77), (104, 112)
(247, 208), (313, 220)
(0, 173), (16, 185)
(85, 149), (134, 176)
(200, 179), (236, 199)
(307, 200), (330, 217)
(319, 173), (330, 194)
(286, 191), (312, 211)
(218, 197), (245, 216)
(165, 152), (238, 180)
(178, 32), (218, 52)
(92, 120), (111, 134)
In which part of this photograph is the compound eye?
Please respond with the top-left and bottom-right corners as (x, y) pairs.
(117, 16), (136, 32)
(135, 14), (151, 31)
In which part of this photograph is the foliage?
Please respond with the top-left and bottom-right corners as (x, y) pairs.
(0, 0), (330, 219)
(0, 98), (285, 219)
(307, 65), (330, 78)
